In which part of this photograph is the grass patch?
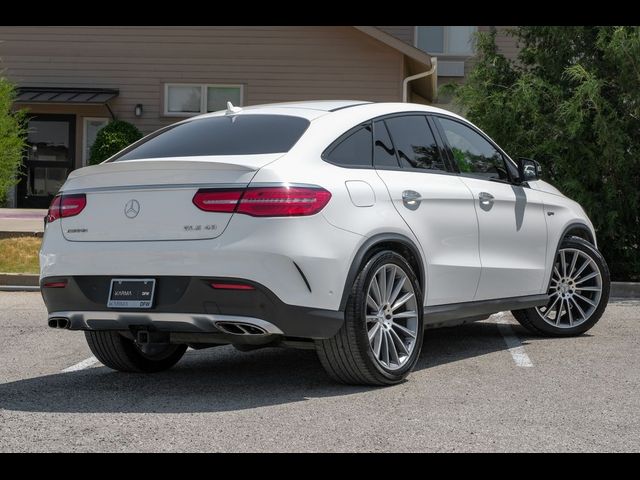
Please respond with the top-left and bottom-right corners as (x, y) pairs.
(0, 236), (41, 274)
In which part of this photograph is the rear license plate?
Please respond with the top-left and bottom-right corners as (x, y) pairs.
(107, 278), (155, 308)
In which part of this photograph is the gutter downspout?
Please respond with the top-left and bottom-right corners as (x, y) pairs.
(402, 57), (438, 103)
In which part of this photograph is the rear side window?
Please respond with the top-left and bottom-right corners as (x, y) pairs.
(384, 115), (445, 171)
(324, 124), (372, 167)
(111, 115), (310, 161)
(373, 121), (399, 168)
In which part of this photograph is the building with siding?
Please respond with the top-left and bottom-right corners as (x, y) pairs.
(0, 26), (518, 208)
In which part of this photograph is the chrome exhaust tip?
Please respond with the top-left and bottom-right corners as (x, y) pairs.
(215, 321), (268, 335)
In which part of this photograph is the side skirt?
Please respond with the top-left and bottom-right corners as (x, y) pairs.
(423, 294), (549, 329)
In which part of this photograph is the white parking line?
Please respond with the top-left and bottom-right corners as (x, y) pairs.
(62, 356), (99, 372)
(493, 312), (533, 368)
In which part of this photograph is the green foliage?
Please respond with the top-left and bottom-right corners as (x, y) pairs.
(443, 27), (640, 281)
(88, 120), (142, 165)
(0, 76), (26, 206)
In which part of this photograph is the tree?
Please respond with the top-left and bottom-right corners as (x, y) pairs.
(443, 27), (640, 281)
(88, 119), (142, 165)
(0, 75), (26, 206)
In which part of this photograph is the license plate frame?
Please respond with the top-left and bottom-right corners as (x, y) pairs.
(107, 278), (156, 309)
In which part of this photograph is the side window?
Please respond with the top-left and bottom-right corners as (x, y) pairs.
(373, 121), (399, 168)
(324, 124), (372, 167)
(437, 117), (509, 181)
(384, 115), (445, 171)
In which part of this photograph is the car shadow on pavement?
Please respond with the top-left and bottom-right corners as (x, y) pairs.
(0, 321), (515, 414)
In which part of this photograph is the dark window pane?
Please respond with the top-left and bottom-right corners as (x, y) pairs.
(437, 117), (507, 180)
(325, 125), (372, 167)
(384, 116), (444, 171)
(373, 121), (399, 168)
(112, 115), (310, 161)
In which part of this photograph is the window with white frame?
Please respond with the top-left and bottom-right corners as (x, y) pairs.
(164, 84), (243, 116)
(83, 117), (109, 166)
(415, 26), (477, 55)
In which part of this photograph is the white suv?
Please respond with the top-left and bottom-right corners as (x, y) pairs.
(40, 100), (610, 385)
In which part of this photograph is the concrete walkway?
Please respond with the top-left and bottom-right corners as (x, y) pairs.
(0, 208), (46, 234)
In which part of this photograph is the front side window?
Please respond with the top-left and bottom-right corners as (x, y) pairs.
(416, 26), (476, 55)
(384, 115), (445, 171)
(165, 84), (243, 116)
(111, 115), (309, 161)
(324, 124), (372, 167)
(436, 117), (508, 181)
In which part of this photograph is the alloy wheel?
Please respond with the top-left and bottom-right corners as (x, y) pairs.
(536, 248), (603, 328)
(365, 264), (419, 370)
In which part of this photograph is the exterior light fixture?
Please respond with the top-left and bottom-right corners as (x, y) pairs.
(134, 104), (143, 117)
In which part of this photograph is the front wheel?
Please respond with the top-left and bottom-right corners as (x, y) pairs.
(85, 331), (187, 373)
(316, 251), (424, 385)
(512, 236), (610, 337)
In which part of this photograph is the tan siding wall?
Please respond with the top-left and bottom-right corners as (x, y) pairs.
(0, 26), (404, 148)
(376, 26), (414, 44)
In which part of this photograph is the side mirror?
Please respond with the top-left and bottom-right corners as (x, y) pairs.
(516, 157), (542, 183)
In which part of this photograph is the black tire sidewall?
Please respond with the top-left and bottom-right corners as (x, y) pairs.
(349, 250), (424, 382)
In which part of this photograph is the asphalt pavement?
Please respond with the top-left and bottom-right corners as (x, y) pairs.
(0, 292), (638, 452)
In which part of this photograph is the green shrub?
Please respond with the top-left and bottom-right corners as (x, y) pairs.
(88, 120), (142, 165)
(443, 27), (640, 281)
(0, 76), (26, 206)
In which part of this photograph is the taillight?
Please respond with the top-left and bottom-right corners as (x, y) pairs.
(46, 194), (87, 223)
(192, 186), (331, 217)
(192, 189), (243, 213)
(210, 282), (255, 290)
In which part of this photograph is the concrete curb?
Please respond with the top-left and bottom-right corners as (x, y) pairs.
(0, 231), (43, 239)
(610, 282), (640, 299)
(0, 273), (39, 287)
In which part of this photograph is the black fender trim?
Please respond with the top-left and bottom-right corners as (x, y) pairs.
(544, 222), (596, 291)
(339, 233), (425, 311)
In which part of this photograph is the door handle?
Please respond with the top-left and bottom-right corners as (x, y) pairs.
(478, 192), (495, 206)
(402, 190), (422, 210)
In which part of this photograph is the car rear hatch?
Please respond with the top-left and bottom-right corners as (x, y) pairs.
(59, 156), (280, 241)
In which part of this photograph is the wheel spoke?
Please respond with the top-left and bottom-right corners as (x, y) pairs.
(366, 315), (378, 323)
(389, 328), (409, 356)
(392, 310), (418, 319)
(576, 286), (601, 292)
(367, 294), (379, 312)
(378, 269), (387, 305)
(388, 275), (406, 306)
(575, 271), (599, 284)
(386, 331), (400, 365)
(560, 250), (567, 277)
(385, 266), (396, 304)
(553, 265), (562, 280)
(391, 292), (414, 312)
(567, 300), (574, 326)
(555, 299), (564, 325)
(370, 276), (383, 306)
(383, 331), (390, 366)
(568, 250), (579, 278)
(543, 295), (560, 319)
(391, 322), (417, 338)
(368, 322), (381, 342)
(573, 258), (591, 279)
(574, 292), (596, 307)
(569, 296), (587, 320)
(373, 328), (383, 358)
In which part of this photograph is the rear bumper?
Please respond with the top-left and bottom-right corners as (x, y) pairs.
(41, 275), (344, 339)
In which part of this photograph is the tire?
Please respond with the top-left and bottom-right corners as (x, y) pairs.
(512, 236), (610, 337)
(85, 330), (187, 373)
(316, 250), (424, 386)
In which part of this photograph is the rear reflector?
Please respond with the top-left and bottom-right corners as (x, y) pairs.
(210, 282), (255, 290)
(193, 186), (331, 217)
(43, 280), (67, 288)
(46, 194), (87, 223)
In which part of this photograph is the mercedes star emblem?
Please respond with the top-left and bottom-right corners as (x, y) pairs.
(124, 199), (141, 219)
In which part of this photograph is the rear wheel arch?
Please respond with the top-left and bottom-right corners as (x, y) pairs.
(339, 233), (425, 311)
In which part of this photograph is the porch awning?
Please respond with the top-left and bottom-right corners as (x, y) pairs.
(15, 87), (119, 104)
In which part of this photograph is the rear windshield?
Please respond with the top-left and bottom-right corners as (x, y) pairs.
(110, 114), (310, 161)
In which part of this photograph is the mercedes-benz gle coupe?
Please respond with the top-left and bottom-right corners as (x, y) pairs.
(40, 100), (610, 385)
